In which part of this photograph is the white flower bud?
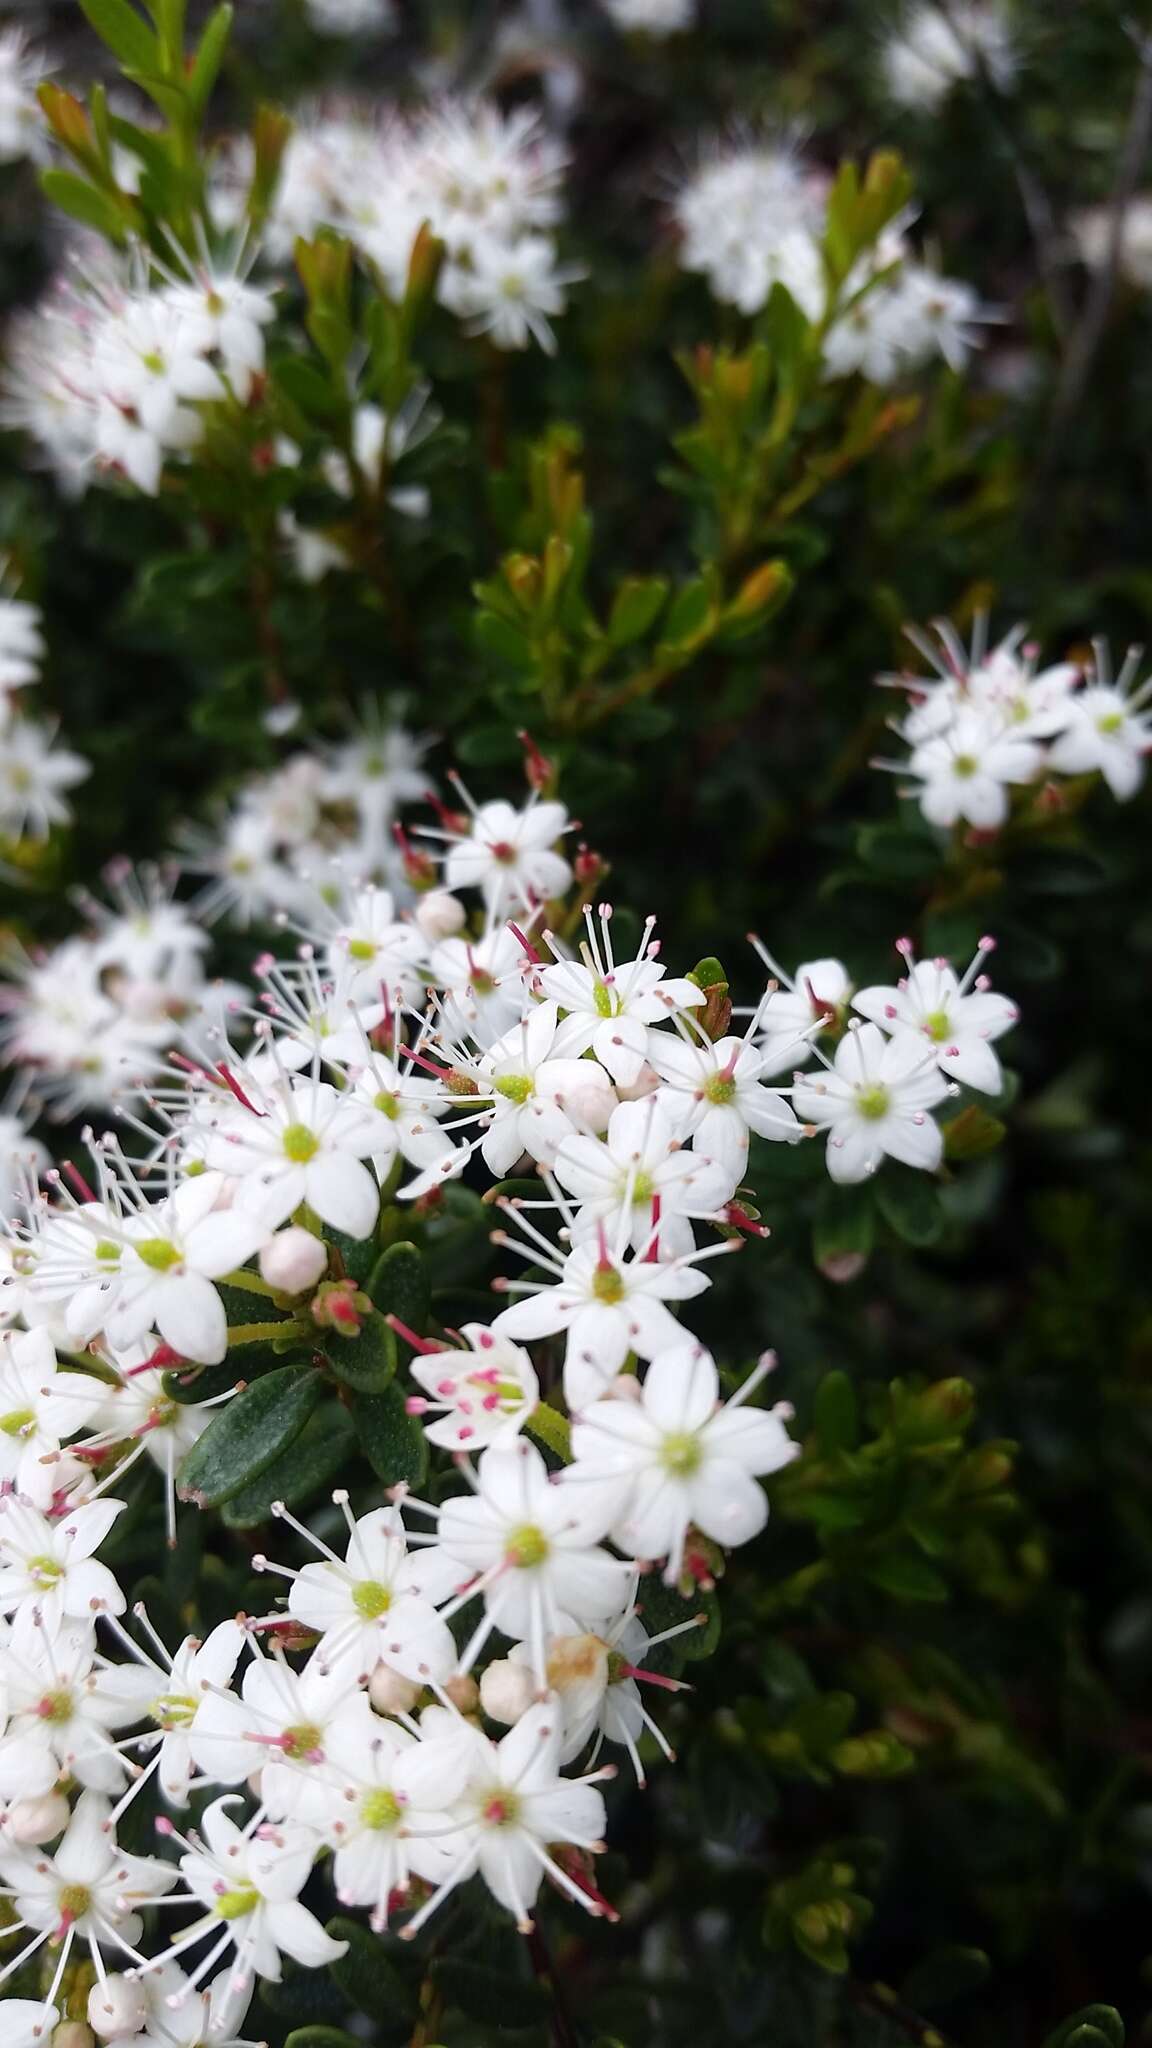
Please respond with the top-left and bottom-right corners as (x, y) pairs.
(368, 1661), (422, 1715)
(553, 1067), (617, 1134)
(259, 1226), (328, 1295)
(604, 1373), (644, 1403)
(480, 1658), (537, 1725)
(415, 889), (467, 940)
(441, 1672), (481, 1715)
(88, 1977), (146, 2040)
(5, 1791), (70, 1844)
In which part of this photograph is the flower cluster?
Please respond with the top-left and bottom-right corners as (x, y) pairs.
(875, 619), (1152, 829)
(881, 1), (1015, 111)
(219, 97), (578, 353)
(3, 255), (275, 498)
(0, 585), (88, 855)
(673, 142), (989, 381)
(0, 29), (49, 168)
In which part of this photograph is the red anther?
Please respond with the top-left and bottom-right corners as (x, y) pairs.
(507, 922), (543, 965)
(215, 1063), (265, 1117)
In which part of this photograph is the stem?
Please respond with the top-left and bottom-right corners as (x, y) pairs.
(221, 1269), (279, 1300)
(226, 1319), (308, 1346)
(527, 1921), (579, 2048)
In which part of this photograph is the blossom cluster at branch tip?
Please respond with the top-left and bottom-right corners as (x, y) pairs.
(874, 619), (1152, 828)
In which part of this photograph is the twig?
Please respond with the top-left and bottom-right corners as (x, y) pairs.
(528, 1920), (580, 2048)
(847, 1975), (958, 2047)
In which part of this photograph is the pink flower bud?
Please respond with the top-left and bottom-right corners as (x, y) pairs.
(415, 889), (467, 941)
(557, 1067), (617, 1134)
(604, 1374), (644, 1403)
(480, 1658), (537, 1725)
(259, 1227), (328, 1295)
(5, 1791), (69, 1844)
(88, 1977), (147, 2040)
(368, 1662), (422, 1715)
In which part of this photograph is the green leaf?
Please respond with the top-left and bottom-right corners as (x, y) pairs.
(325, 1310), (397, 1394)
(188, 3), (233, 117)
(349, 1379), (427, 1489)
(78, 0), (159, 74)
(942, 1106), (1007, 1161)
(220, 1403), (355, 1528)
(285, 2032), (363, 2048)
(855, 821), (941, 880)
(814, 1370), (859, 1455)
(162, 1359), (239, 1407)
(900, 1946), (991, 2012)
(39, 170), (127, 240)
(660, 575), (717, 651)
(864, 1552), (949, 1603)
(1044, 2011), (1125, 2048)
(873, 1168), (943, 1246)
(177, 1364), (322, 1508)
(607, 575), (668, 647)
(432, 1958), (549, 2027)
(367, 1241), (430, 1336)
(324, 1918), (417, 2033)
(813, 1183), (875, 1279)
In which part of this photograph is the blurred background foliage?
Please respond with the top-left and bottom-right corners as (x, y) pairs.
(4, 2), (1152, 2044)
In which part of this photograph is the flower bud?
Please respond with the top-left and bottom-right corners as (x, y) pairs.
(613, 1062), (660, 1103)
(547, 1065), (617, 1135)
(368, 1662), (422, 1716)
(54, 2027), (95, 2048)
(260, 1226), (328, 1295)
(415, 889), (466, 941)
(311, 1277), (371, 1337)
(88, 1977), (146, 2040)
(5, 1791), (70, 1845)
(604, 1374), (644, 1403)
(480, 1659), (537, 1725)
(441, 1673), (481, 1715)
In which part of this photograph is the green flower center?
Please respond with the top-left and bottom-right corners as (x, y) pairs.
(1097, 710), (1124, 735)
(282, 1122), (320, 1163)
(703, 1072), (736, 1106)
(952, 754), (978, 778)
(94, 1239), (120, 1264)
(361, 1787), (404, 1831)
(593, 979), (615, 1019)
(374, 1090), (400, 1120)
(0, 1407), (35, 1437)
(281, 1721), (324, 1762)
(923, 1010), (951, 1043)
(353, 1579), (392, 1619)
(661, 1430), (703, 1478)
(153, 1691), (198, 1730)
(135, 1237), (180, 1272)
(495, 1073), (533, 1105)
(630, 1169), (654, 1205)
(855, 1084), (891, 1122)
(58, 1883), (91, 1921)
(348, 939), (377, 961)
(29, 1554), (63, 1587)
(505, 1523), (550, 1569)
(38, 1689), (73, 1725)
(591, 1263), (625, 1304)
(216, 1883), (260, 1921)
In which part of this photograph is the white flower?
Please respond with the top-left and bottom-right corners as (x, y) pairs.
(1, 2006), (57, 2047)
(208, 1075), (394, 1237)
(201, 1651), (366, 1824)
(160, 271), (275, 403)
(407, 1324), (539, 1453)
(0, 594), (44, 705)
(98, 1960), (258, 2048)
(792, 1020), (951, 1182)
(853, 937), (1017, 1094)
(91, 294), (225, 494)
(674, 146), (827, 317)
(493, 1210), (723, 1410)
(396, 1699), (611, 1935)
(747, 947), (852, 1076)
(648, 1029), (801, 1185)
(569, 1344), (797, 1583)
(478, 999), (616, 1177)
(0, 720), (90, 839)
(0, 1791), (177, 1998)
(317, 882), (426, 1004)
(603, 0), (694, 32)
(542, 906), (705, 1085)
(106, 1172), (270, 1367)
(1071, 196), (1152, 290)
(167, 1793), (347, 1987)
(0, 1326), (105, 1506)
(406, 1438), (632, 1685)
(902, 704), (1043, 828)
(883, 1), (1015, 110)
(0, 1611), (155, 1797)
(271, 1497), (457, 1686)
(1046, 642), (1152, 801)
(446, 233), (581, 353)
(0, 31), (50, 166)
(436, 794), (572, 916)
(109, 1615), (247, 1808)
(553, 1098), (731, 1257)
(0, 1495), (126, 1631)
(321, 1700), (468, 1929)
